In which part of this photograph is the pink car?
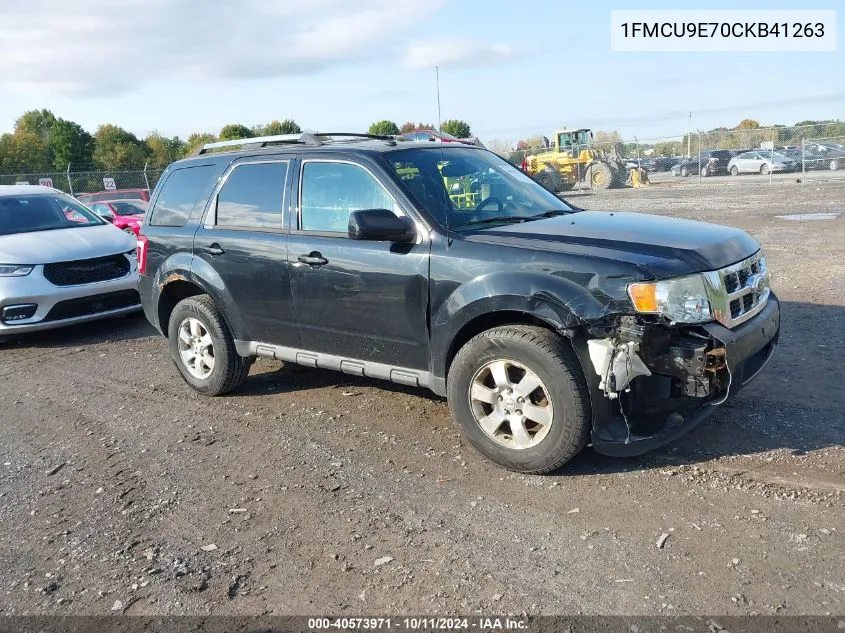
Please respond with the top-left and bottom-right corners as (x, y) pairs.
(90, 200), (148, 237)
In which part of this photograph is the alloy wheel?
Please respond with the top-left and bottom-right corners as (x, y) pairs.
(468, 359), (553, 450)
(177, 317), (215, 379)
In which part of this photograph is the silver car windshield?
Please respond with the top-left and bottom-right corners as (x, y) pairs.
(0, 194), (106, 236)
(387, 147), (573, 230)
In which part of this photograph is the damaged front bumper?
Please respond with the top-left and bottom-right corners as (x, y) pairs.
(579, 292), (780, 457)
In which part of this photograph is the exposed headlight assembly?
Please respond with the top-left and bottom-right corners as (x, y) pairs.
(0, 264), (33, 277)
(628, 273), (712, 324)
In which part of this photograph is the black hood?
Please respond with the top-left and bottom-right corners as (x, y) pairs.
(464, 211), (760, 279)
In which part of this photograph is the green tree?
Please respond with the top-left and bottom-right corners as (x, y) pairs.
(440, 119), (471, 139)
(93, 124), (149, 170)
(255, 119), (302, 136)
(15, 109), (57, 138)
(399, 121), (417, 134)
(736, 119), (760, 129)
(184, 133), (217, 156)
(368, 120), (400, 136)
(218, 124), (253, 141)
(50, 119), (93, 170)
(145, 132), (185, 168)
(0, 130), (51, 172)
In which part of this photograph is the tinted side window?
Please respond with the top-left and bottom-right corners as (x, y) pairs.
(216, 162), (287, 229)
(299, 162), (395, 233)
(149, 165), (216, 227)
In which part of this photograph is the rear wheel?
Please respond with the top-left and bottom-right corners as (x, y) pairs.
(447, 325), (591, 473)
(680, 166), (689, 177)
(760, 163), (770, 175)
(168, 294), (250, 395)
(701, 165), (710, 177)
(831, 160), (839, 171)
(730, 165), (739, 176)
(585, 162), (613, 191)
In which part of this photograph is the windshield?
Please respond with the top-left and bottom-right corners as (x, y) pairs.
(0, 194), (105, 236)
(110, 201), (148, 216)
(387, 147), (573, 230)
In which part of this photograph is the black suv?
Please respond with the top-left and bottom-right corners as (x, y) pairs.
(676, 150), (737, 177)
(138, 133), (779, 473)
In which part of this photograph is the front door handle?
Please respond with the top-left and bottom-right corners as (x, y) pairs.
(297, 252), (328, 266)
(199, 244), (225, 256)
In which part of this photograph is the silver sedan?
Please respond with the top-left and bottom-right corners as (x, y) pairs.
(0, 185), (140, 335)
(727, 151), (796, 175)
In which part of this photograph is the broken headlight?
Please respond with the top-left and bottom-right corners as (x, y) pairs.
(627, 274), (712, 324)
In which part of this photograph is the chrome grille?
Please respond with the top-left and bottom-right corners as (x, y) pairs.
(702, 251), (770, 329)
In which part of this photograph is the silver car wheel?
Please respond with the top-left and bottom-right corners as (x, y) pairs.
(177, 317), (215, 379)
(468, 359), (553, 450)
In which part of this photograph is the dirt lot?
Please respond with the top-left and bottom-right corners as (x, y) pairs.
(1, 180), (843, 617)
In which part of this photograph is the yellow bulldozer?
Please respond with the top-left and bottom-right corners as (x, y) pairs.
(523, 129), (641, 192)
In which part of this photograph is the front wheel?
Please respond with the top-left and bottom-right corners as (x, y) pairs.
(831, 160), (839, 171)
(680, 166), (689, 177)
(730, 165), (739, 176)
(447, 325), (591, 473)
(168, 294), (251, 395)
(760, 163), (770, 175)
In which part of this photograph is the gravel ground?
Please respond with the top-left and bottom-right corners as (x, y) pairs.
(0, 179), (843, 617)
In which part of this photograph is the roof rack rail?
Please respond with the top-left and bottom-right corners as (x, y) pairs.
(192, 132), (398, 156)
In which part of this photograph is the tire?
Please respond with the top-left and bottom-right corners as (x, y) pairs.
(446, 325), (591, 474)
(701, 165), (710, 177)
(585, 162), (613, 191)
(730, 165), (739, 176)
(831, 160), (839, 171)
(680, 166), (689, 177)
(760, 163), (770, 175)
(167, 294), (250, 396)
(537, 170), (560, 193)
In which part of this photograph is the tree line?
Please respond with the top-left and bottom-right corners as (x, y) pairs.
(0, 110), (474, 175)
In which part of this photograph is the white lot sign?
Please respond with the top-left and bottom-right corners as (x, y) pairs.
(15, 181), (29, 185)
(38, 177), (53, 188)
(103, 177), (117, 190)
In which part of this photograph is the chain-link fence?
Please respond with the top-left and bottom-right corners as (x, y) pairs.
(500, 123), (845, 190)
(0, 165), (164, 197)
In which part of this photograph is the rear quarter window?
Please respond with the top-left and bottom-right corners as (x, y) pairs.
(148, 165), (216, 227)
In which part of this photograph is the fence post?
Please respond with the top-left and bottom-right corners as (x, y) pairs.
(66, 164), (73, 196)
(697, 130), (702, 185)
(143, 162), (151, 193)
(801, 138), (806, 183)
(770, 129), (774, 184)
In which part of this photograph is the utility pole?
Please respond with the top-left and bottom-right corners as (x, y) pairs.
(436, 66), (442, 132)
(687, 111), (692, 157)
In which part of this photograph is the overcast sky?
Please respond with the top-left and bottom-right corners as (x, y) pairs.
(0, 0), (843, 144)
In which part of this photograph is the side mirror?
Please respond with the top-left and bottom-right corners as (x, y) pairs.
(348, 209), (416, 243)
(100, 214), (114, 223)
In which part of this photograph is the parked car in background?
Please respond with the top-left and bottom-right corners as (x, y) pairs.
(674, 150), (737, 177)
(90, 199), (148, 237)
(727, 151), (796, 175)
(803, 143), (845, 171)
(0, 185), (140, 335)
(780, 148), (829, 171)
(77, 188), (150, 205)
(652, 156), (682, 172)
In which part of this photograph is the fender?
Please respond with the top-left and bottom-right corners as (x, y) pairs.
(152, 253), (249, 340)
(430, 271), (622, 379)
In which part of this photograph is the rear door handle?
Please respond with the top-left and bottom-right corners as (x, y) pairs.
(297, 252), (328, 266)
(199, 244), (225, 256)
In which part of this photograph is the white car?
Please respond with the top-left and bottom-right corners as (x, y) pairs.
(727, 151), (796, 176)
(0, 185), (140, 335)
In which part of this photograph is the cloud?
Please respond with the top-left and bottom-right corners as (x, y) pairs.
(0, 0), (446, 95)
(402, 39), (521, 70)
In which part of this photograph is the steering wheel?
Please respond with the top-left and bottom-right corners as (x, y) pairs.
(474, 196), (503, 215)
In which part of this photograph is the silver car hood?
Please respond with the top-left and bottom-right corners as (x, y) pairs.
(0, 224), (136, 264)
